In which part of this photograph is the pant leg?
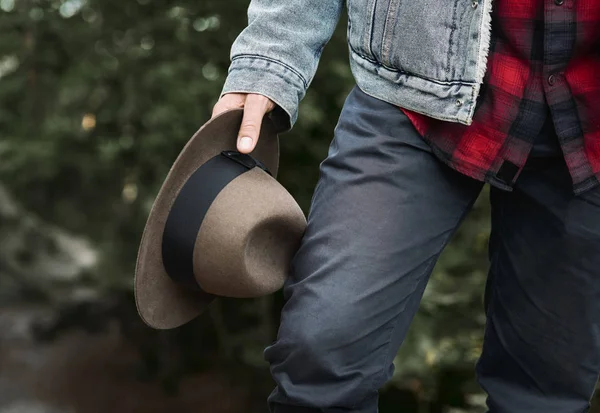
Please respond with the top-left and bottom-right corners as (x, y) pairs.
(265, 86), (484, 413)
(477, 155), (600, 413)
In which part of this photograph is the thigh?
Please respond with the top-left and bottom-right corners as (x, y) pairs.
(479, 158), (600, 413)
(266, 86), (483, 410)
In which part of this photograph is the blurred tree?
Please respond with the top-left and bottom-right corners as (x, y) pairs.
(0, 0), (255, 286)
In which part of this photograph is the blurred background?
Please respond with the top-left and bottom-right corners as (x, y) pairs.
(0, 1), (597, 412)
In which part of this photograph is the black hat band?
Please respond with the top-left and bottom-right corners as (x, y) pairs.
(161, 151), (271, 291)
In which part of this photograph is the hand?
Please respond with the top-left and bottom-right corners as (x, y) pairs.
(212, 93), (276, 154)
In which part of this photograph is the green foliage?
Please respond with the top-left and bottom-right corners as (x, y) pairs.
(0, 0), (250, 279)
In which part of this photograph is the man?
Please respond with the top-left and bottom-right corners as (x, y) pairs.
(212, 0), (600, 411)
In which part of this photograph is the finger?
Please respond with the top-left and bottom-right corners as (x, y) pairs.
(237, 95), (270, 154)
(211, 93), (246, 118)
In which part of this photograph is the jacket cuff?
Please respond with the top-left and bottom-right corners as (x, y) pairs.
(220, 56), (307, 133)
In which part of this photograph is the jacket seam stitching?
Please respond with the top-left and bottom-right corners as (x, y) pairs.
(227, 66), (304, 93)
(349, 45), (476, 87)
(231, 54), (308, 88)
(381, 0), (399, 65)
(365, 0), (377, 58)
(446, 0), (460, 77)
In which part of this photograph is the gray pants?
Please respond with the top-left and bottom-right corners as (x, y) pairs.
(266, 86), (600, 413)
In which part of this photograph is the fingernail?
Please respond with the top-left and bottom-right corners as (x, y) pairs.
(239, 136), (253, 151)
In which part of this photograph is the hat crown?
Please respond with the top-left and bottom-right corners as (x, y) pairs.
(193, 168), (306, 297)
(161, 149), (275, 291)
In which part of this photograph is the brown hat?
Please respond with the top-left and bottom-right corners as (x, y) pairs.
(134, 109), (307, 330)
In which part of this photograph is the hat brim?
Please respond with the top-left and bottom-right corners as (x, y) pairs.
(134, 109), (279, 330)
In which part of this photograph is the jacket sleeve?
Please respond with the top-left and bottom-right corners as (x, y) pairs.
(220, 0), (345, 131)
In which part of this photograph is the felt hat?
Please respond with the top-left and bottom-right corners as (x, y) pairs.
(134, 109), (307, 330)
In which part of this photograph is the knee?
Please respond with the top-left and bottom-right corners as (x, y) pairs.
(274, 305), (362, 366)
(265, 304), (384, 406)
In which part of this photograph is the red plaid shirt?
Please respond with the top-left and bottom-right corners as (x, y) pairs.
(402, 0), (600, 194)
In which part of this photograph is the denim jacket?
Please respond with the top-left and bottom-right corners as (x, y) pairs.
(220, 0), (493, 131)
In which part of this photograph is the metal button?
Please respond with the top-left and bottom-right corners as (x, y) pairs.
(455, 99), (463, 107)
(554, 0), (564, 5)
(547, 74), (556, 86)
(472, 0), (478, 8)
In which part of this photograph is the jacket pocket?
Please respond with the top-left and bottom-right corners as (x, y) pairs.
(355, 0), (471, 82)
